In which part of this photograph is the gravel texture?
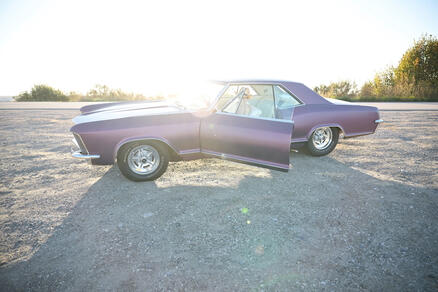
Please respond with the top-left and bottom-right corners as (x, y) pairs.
(0, 109), (437, 291)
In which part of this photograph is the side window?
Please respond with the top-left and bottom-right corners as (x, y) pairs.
(219, 84), (275, 119)
(274, 85), (301, 109)
(216, 85), (239, 110)
(222, 91), (241, 113)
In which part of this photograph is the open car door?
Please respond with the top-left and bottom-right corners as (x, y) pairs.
(200, 84), (293, 171)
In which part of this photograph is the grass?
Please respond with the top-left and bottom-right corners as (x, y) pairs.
(335, 96), (438, 102)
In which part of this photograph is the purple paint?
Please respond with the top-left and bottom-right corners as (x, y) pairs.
(70, 80), (381, 171)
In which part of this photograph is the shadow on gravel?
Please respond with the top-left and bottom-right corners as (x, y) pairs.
(1, 153), (438, 291)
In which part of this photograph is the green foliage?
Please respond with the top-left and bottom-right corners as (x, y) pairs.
(314, 80), (358, 98)
(396, 34), (438, 88)
(67, 91), (83, 102)
(14, 84), (162, 102)
(359, 81), (375, 98)
(361, 34), (438, 100)
(15, 84), (68, 101)
(332, 95), (434, 102)
(81, 84), (148, 102)
(318, 34), (438, 102)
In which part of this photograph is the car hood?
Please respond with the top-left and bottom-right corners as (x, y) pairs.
(72, 100), (184, 124)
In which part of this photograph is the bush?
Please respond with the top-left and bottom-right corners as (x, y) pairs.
(15, 85), (68, 101)
(14, 84), (162, 102)
(314, 80), (358, 98)
(82, 84), (147, 102)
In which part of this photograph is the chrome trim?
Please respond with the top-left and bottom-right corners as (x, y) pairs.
(179, 148), (201, 155)
(71, 134), (99, 159)
(71, 150), (100, 159)
(72, 138), (79, 148)
(73, 133), (90, 154)
(375, 119), (384, 124)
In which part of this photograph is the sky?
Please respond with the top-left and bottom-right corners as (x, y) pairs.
(0, 0), (437, 96)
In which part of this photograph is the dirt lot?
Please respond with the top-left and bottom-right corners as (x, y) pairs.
(0, 108), (437, 291)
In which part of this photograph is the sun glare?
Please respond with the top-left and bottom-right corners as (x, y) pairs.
(166, 80), (225, 110)
(0, 0), (436, 96)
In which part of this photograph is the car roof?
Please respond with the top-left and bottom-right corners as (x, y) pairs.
(215, 79), (330, 105)
(220, 79), (301, 84)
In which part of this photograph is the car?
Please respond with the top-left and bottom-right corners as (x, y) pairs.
(70, 80), (383, 181)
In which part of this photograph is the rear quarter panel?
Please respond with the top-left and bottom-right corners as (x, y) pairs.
(292, 104), (379, 142)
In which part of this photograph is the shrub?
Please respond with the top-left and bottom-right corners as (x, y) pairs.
(82, 84), (147, 102)
(314, 80), (358, 98)
(14, 84), (160, 102)
(15, 84), (68, 101)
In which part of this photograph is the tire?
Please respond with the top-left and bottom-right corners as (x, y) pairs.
(306, 127), (339, 156)
(117, 141), (169, 181)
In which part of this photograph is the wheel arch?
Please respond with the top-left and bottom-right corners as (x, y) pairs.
(306, 123), (344, 140)
(114, 137), (180, 162)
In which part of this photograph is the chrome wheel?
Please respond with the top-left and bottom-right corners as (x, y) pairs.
(127, 145), (160, 175)
(312, 127), (333, 150)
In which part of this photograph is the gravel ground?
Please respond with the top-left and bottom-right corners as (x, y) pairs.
(0, 109), (437, 291)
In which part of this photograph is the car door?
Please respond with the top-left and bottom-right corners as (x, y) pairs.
(200, 84), (293, 171)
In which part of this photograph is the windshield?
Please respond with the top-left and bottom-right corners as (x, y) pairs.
(166, 81), (225, 110)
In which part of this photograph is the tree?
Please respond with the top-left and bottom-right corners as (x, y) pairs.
(395, 34), (438, 97)
(15, 85), (68, 101)
(373, 67), (396, 97)
(396, 35), (438, 86)
(359, 34), (438, 100)
(359, 81), (375, 98)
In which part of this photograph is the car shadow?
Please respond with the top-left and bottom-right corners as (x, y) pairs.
(1, 153), (437, 291)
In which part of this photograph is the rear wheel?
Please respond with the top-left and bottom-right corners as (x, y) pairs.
(306, 127), (339, 156)
(117, 142), (169, 181)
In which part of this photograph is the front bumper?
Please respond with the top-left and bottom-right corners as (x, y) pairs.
(71, 137), (100, 159)
(71, 150), (100, 159)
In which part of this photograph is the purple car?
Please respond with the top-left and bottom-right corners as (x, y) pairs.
(71, 80), (383, 181)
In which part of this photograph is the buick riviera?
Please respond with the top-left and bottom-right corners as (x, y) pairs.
(71, 80), (383, 181)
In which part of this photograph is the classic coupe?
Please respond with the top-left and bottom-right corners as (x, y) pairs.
(71, 80), (383, 181)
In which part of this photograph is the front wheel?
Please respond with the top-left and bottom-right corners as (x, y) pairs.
(117, 142), (169, 181)
(306, 127), (339, 156)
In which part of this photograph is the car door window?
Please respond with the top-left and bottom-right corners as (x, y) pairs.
(219, 85), (275, 119)
(216, 86), (239, 110)
(273, 85), (301, 109)
(222, 90), (242, 113)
